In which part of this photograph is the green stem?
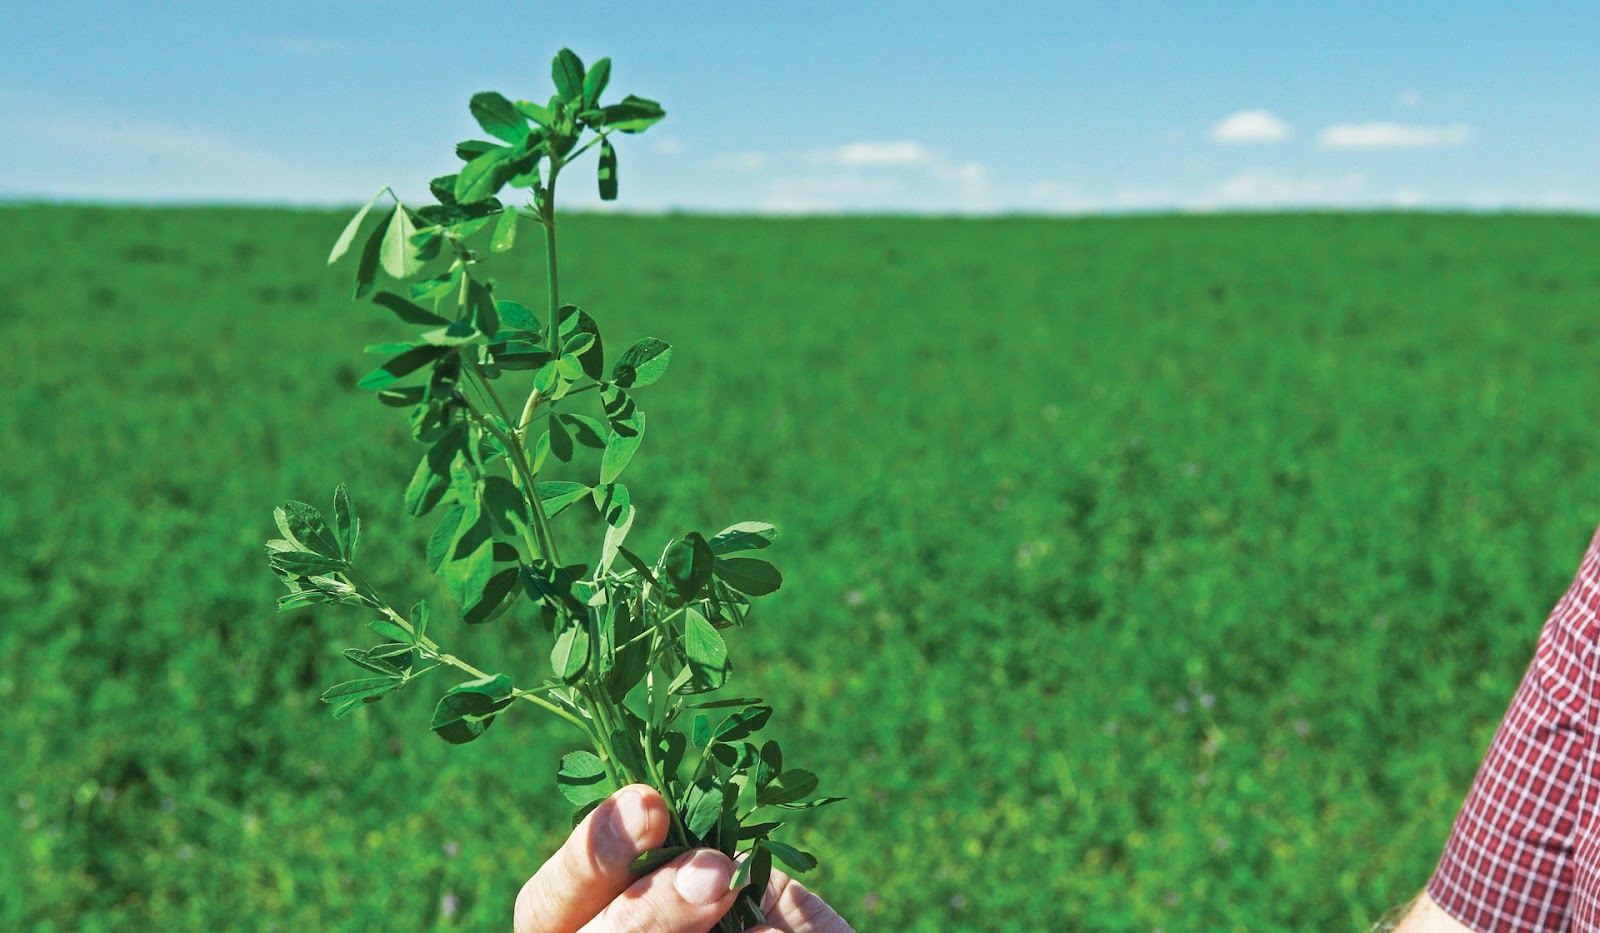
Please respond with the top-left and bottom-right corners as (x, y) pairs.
(458, 392), (551, 561)
(360, 597), (598, 739)
(543, 163), (562, 338)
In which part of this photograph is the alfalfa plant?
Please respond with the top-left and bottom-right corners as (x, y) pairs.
(264, 49), (838, 929)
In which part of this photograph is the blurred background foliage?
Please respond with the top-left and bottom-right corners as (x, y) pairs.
(3, 207), (1599, 929)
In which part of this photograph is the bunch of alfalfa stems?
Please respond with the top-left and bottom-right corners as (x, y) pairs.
(263, 49), (839, 930)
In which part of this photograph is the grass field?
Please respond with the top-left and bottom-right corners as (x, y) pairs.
(4, 206), (1600, 930)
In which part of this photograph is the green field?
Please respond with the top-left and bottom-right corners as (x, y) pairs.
(5, 206), (1600, 930)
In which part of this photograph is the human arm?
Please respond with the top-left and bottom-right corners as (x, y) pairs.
(1390, 892), (1476, 932)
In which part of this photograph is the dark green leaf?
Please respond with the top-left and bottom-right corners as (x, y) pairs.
(342, 645), (409, 677)
(708, 522), (777, 555)
(521, 560), (589, 616)
(406, 429), (467, 517)
(328, 188), (385, 265)
(551, 617), (590, 682)
(377, 385), (427, 408)
(456, 145), (512, 203)
(549, 411), (574, 462)
(268, 549), (344, 576)
(597, 138), (618, 201)
(756, 740), (782, 789)
(556, 750), (610, 805)
(481, 475), (531, 538)
(757, 770), (819, 807)
(662, 533), (715, 606)
(681, 607), (730, 692)
(684, 777), (723, 837)
(420, 321), (483, 348)
(600, 95), (666, 133)
(537, 481), (593, 516)
(427, 504), (466, 572)
(411, 599), (431, 642)
(333, 484), (359, 561)
(455, 139), (499, 162)
(763, 840), (817, 873)
(687, 696), (766, 710)
(430, 674), (514, 744)
(373, 291), (449, 326)
(353, 209), (390, 298)
(462, 565), (520, 625)
(366, 617), (413, 645)
(560, 414), (607, 449)
(322, 677), (403, 718)
(357, 344), (449, 391)
(496, 300), (542, 336)
(552, 49), (585, 102)
(582, 57), (611, 107)
(604, 601), (648, 701)
(612, 338), (672, 388)
(714, 706), (772, 743)
(469, 91), (529, 144)
(600, 410), (645, 486)
(562, 331), (597, 357)
(742, 846), (774, 906)
(692, 713), (712, 749)
(557, 305), (605, 380)
(737, 820), (785, 840)
(713, 557), (782, 597)
(613, 545), (661, 588)
(429, 174), (460, 204)
(275, 501), (342, 559)
(463, 278), (499, 338)
(773, 796), (845, 811)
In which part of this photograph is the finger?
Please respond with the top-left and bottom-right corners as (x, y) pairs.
(755, 867), (854, 933)
(515, 785), (670, 933)
(578, 848), (738, 933)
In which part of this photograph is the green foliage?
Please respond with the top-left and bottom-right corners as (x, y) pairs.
(7, 192), (1600, 928)
(262, 49), (825, 930)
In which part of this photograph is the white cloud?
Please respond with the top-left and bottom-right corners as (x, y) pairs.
(1183, 169), (1368, 210)
(758, 140), (992, 212)
(828, 141), (938, 167)
(1398, 89), (1424, 108)
(651, 138), (685, 157)
(1317, 122), (1471, 149)
(1209, 109), (1291, 144)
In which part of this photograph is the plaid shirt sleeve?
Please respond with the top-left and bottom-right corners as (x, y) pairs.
(1426, 524), (1600, 932)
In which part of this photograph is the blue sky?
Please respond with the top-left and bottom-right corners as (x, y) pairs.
(3, 1), (1596, 213)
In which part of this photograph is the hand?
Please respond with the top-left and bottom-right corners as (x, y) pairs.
(515, 784), (855, 933)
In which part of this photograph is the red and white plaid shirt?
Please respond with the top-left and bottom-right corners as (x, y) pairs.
(1429, 524), (1600, 931)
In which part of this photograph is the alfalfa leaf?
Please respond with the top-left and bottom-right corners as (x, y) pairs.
(611, 337), (672, 388)
(328, 188), (386, 265)
(556, 751), (610, 806)
(552, 48), (585, 102)
(597, 138), (618, 201)
(380, 204), (424, 280)
(469, 90), (529, 144)
(430, 674), (514, 744)
(713, 557), (782, 597)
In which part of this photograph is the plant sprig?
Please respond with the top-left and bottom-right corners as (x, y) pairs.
(265, 48), (838, 930)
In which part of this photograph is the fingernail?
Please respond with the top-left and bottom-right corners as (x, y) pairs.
(606, 787), (651, 852)
(675, 850), (733, 905)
